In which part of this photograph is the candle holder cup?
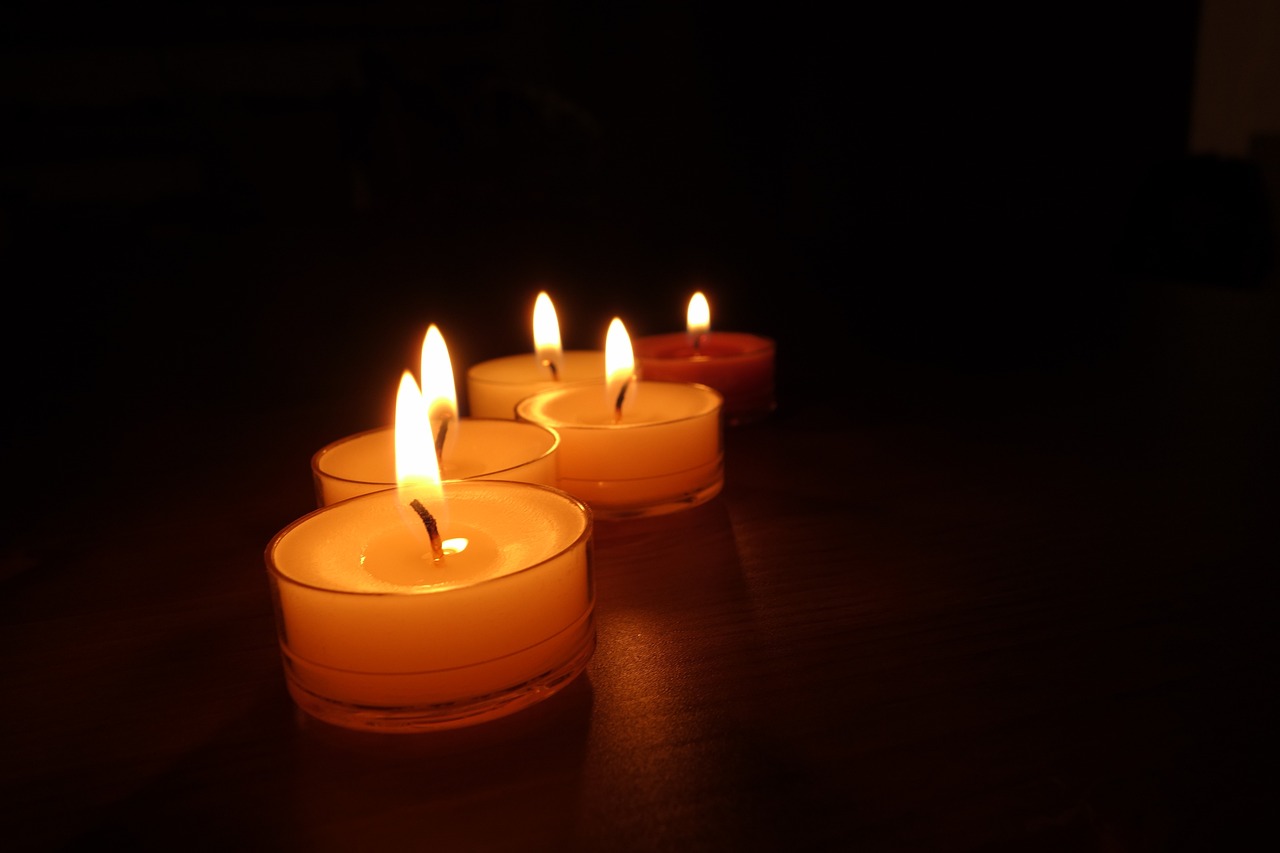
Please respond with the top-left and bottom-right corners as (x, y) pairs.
(265, 482), (595, 732)
(515, 380), (724, 520)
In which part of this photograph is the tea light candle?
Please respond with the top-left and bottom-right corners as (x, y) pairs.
(632, 291), (776, 425)
(312, 325), (561, 506)
(515, 317), (723, 519)
(466, 291), (604, 418)
(266, 373), (594, 732)
(311, 420), (561, 506)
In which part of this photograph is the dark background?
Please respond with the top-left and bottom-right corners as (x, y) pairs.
(3, 4), (1279, 849)
(1, 3), (1272, 529)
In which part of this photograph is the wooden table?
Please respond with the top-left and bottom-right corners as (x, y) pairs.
(2, 269), (1276, 852)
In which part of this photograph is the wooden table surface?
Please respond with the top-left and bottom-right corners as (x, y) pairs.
(2, 258), (1275, 852)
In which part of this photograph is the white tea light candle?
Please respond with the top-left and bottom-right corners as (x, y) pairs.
(311, 420), (561, 506)
(465, 292), (603, 418)
(313, 324), (562, 506)
(267, 481), (594, 732)
(515, 318), (723, 519)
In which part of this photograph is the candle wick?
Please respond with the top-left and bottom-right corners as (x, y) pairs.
(613, 376), (633, 424)
(409, 499), (444, 562)
(693, 334), (703, 354)
(434, 415), (451, 463)
(542, 358), (559, 381)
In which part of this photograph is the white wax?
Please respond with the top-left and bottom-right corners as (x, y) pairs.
(466, 350), (605, 419)
(311, 419), (560, 506)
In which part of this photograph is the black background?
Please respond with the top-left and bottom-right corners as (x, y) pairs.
(2, 1), (1271, 511)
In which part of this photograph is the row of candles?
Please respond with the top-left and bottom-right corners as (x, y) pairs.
(265, 293), (776, 732)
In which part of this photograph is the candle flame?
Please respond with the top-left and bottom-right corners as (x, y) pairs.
(533, 291), (563, 377)
(687, 291), (711, 337)
(395, 371), (448, 560)
(420, 324), (458, 455)
(605, 317), (635, 420)
(395, 371), (443, 501)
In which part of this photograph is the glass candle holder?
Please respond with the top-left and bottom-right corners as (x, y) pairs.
(632, 332), (776, 426)
(265, 481), (594, 732)
(515, 380), (723, 520)
(311, 419), (561, 507)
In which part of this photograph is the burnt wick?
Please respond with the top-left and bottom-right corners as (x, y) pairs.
(542, 358), (559, 381)
(613, 377), (633, 424)
(434, 416), (451, 462)
(409, 498), (444, 562)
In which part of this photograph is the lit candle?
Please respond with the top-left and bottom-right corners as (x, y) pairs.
(515, 317), (724, 520)
(312, 324), (562, 506)
(632, 291), (776, 425)
(266, 373), (595, 732)
(465, 291), (605, 418)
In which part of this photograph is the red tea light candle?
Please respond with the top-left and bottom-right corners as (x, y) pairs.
(515, 317), (724, 520)
(466, 291), (604, 418)
(312, 325), (562, 506)
(267, 371), (594, 732)
(632, 291), (776, 425)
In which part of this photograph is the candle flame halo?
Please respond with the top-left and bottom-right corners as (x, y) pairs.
(533, 291), (563, 378)
(687, 291), (711, 337)
(605, 317), (635, 422)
